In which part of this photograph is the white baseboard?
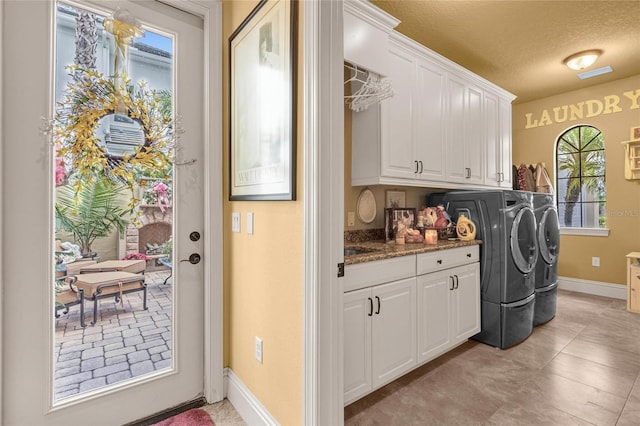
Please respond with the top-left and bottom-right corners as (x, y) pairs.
(224, 368), (279, 426)
(558, 276), (626, 300)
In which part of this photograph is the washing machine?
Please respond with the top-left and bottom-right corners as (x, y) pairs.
(429, 190), (538, 349)
(532, 193), (560, 325)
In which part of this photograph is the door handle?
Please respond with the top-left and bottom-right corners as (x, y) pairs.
(368, 297), (373, 316)
(180, 253), (201, 264)
(375, 296), (381, 315)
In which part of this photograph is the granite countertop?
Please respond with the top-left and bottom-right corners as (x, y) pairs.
(344, 239), (482, 265)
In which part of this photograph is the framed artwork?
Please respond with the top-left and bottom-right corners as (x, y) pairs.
(229, 0), (297, 200)
(385, 189), (406, 208)
(385, 208), (416, 242)
(632, 126), (640, 141)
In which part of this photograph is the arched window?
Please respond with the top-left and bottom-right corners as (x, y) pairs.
(556, 125), (606, 229)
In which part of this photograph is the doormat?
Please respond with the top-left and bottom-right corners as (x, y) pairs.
(152, 408), (215, 426)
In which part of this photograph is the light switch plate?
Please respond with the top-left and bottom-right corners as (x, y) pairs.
(232, 212), (240, 233)
(247, 212), (254, 234)
(347, 212), (355, 227)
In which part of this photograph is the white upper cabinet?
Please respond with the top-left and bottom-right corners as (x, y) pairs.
(347, 1), (515, 190)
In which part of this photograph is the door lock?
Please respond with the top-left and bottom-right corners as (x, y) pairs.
(189, 231), (201, 241)
(180, 253), (201, 264)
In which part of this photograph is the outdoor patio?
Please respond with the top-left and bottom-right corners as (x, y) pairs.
(54, 269), (172, 401)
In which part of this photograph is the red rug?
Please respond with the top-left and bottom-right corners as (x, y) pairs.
(152, 408), (215, 426)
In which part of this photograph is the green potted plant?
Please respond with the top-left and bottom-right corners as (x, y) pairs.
(55, 178), (130, 258)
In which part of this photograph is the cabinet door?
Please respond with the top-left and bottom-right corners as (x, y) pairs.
(484, 91), (501, 186)
(416, 269), (452, 363)
(371, 277), (417, 389)
(380, 43), (417, 179)
(446, 74), (467, 182)
(344, 288), (372, 405)
(452, 263), (481, 343)
(465, 85), (484, 184)
(446, 73), (485, 185)
(499, 98), (513, 188)
(414, 59), (446, 181)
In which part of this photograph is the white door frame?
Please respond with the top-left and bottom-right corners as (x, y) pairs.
(303, 1), (345, 425)
(0, 0), (224, 419)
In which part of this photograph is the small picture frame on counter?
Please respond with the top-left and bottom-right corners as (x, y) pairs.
(385, 207), (416, 242)
(385, 189), (406, 208)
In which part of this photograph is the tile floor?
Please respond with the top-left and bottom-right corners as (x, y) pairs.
(345, 290), (640, 426)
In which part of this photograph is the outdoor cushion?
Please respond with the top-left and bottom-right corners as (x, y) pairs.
(74, 271), (145, 298)
(79, 259), (146, 274)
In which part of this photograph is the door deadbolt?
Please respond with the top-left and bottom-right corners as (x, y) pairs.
(189, 231), (201, 241)
(180, 253), (201, 264)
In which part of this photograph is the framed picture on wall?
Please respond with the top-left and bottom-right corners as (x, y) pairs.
(385, 208), (416, 242)
(229, 0), (298, 200)
(385, 190), (406, 208)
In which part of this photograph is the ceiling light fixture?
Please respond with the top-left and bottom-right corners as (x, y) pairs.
(563, 50), (602, 70)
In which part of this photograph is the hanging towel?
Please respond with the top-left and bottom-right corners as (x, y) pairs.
(535, 162), (554, 193)
(517, 163), (536, 191)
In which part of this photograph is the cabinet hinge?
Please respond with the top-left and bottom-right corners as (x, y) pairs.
(337, 262), (345, 278)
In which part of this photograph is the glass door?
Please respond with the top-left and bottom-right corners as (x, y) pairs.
(3, 1), (207, 423)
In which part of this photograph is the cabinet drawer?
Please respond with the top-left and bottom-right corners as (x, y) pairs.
(345, 255), (416, 292)
(417, 246), (479, 275)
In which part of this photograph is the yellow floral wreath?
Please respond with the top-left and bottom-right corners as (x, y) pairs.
(54, 65), (174, 211)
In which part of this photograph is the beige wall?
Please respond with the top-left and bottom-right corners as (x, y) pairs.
(222, 1), (303, 424)
(512, 74), (640, 285)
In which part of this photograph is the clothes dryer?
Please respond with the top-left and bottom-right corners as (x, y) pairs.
(532, 193), (560, 325)
(429, 190), (538, 349)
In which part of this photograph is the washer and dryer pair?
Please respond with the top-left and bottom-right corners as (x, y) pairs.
(429, 190), (559, 349)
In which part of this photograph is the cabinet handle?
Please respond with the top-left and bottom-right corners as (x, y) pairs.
(419, 160), (424, 174)
(368, 297), (373, 316)
(454, 275), (459, 289)
(466, 253), (472, 258)
(437, 259), (443, 264)
(375, 296), (381, 315)
(465, 167), (471, 179)
(414, 160), (419, 173)
(450, 276), (454, 290)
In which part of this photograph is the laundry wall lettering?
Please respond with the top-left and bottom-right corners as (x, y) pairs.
(524, 89), (640, 129)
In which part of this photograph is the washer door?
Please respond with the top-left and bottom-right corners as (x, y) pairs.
(510, 207), (538, 274)
(538, 208), (560, 265)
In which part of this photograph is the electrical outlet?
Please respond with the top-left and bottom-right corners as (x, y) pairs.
(347, 212), (355, 227)
(255, 336), (263, 363)
(232, 212), (241, 233)
(247, 212), (254, 234)
(592, 256), (600, 267)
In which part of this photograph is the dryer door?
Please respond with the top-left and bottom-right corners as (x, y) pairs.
(510, 207), (538, 274)
(538, 208), (560, 265)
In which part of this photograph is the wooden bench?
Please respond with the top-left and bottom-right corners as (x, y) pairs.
(73, 271), (147, 325)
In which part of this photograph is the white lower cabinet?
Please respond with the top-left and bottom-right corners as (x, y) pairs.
(417, 263), (480, 363)
(344, 247), (480, 406)
(343, 277), (417, 405)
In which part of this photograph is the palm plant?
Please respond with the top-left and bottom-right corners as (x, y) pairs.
(557, 126), (605, 226)
(55, 178), (129, 257)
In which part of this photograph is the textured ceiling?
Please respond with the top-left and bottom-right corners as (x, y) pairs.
(370, 0), (640, 104)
